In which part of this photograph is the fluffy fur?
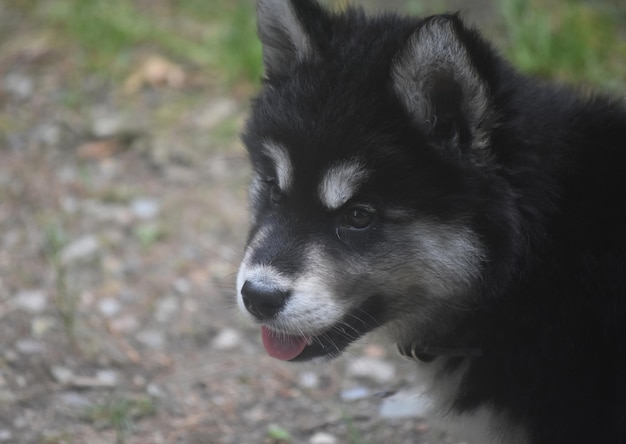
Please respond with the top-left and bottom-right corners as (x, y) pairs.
(236, 1), (626, 442)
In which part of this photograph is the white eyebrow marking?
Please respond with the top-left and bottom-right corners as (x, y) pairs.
(263, 141), (293, 192)
(318, 160), (370, 210)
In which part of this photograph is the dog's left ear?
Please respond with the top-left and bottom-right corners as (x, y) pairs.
(257, 0), (331, 78)
(392, 15), (494, 159)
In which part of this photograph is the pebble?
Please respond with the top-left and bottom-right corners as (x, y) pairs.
(13, 413), (29, 429)
(82, 201), (132, 225)
(50, 366), (74, 385)
(0, 390), (15, 404)
(3, 349), (18, 363)
(102, 255), (125, 276)
(91, 111), (124, 138)
(3, 72), (34, 100)
(34, 123), (62, 147)
(362, 343), (387, 358)
(133, 374), (146, 387)
(109, 314), (139, 333)
(154, 296), (179, 322)
(340, 386), (371, 401)
(95, 369), (119, 386)
(98, 297), (122, 317)
(15, 339), (45, 355)
(14, 289), (47, 313)
(211, 328), (242, 351)
(56, 164), (79, 185)
(309, 432), (338, 444)
(60, 235), (100, 264)
(136, 329), (166, 348)
(245, 405), (266, 423)
(172, 277), (191, 295)
(379, 389), (432, 419)
(0, 429), (12, 442)
(147, 383), (164, 398)
(32, 316), (56, 337)
(345, 357), (396, 384)
(298, 371), (320, 390)
(131, 197), (160, 220)
(55, 392), (92, 409)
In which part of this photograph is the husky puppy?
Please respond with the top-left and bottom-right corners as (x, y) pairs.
(235, 0), (626, 442)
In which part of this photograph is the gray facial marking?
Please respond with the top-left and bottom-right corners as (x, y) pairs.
(263, 141), (293, 192)
(318, 160), (370, 210)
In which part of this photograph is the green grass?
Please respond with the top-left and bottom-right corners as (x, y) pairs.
(501, 0), (626, 91)
(87, 395), (156, 444)
(32, 0), (262, 88)
(266, 423), (292, 442)
(133, 222), (167, 249)
(341, 410), (371, 444)
(42, 217), (80, 351)
(14, 0), (624, 92)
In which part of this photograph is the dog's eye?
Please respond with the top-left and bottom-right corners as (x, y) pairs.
(268, 182), (283, 204)
(345, 206), (375, 229)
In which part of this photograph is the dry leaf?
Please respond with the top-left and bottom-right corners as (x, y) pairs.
(77, 138), (124, 160)
(124, 55), (186, 93)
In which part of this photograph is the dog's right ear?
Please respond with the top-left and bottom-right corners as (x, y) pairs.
(392, 15), (495, 162)
(257, 0), (331, 78)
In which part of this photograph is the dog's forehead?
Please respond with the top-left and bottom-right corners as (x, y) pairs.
(259, 140), (371, 209)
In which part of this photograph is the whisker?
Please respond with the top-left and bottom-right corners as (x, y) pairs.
(437, 298), (480, 312)
(333, 321), (362, 340)
(347, 306), (381, 327)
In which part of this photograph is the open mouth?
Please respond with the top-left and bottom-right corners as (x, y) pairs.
(260, 296), (386, 361)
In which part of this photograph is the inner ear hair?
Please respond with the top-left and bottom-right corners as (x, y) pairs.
(392, 15), (493, 157)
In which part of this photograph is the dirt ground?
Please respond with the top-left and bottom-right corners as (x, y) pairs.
(0, 3), (470, 443)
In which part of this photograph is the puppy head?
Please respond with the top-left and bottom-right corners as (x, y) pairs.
(236, 0), (510, 361)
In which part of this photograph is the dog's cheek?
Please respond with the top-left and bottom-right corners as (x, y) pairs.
(371, 221), (485, 301)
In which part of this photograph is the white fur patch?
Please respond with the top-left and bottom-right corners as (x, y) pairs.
(318, 160), (370, 209)
(282, 244), (348, 332)
(263, 141), (293, 192)
(406, 358), (529, 444)
(414, 222), (484, 294)
(237, 240), (349, 334)
(237, 226), (274, 319)
(374, 219), (484, 308)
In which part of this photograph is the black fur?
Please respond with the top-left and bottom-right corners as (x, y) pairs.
(242, 1), (626, 442)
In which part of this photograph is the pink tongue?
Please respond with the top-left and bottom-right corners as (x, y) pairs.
(261, 326), (308, 361)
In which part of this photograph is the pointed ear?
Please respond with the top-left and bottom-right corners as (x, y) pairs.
(256, 0), (331, 78)
(392, 15), (493, 157)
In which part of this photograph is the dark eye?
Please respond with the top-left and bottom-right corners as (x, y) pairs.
(267, 181), (283, 204)
(345, 205), (375, 229)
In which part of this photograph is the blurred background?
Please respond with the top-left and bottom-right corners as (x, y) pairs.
(0, 1), (624, 443)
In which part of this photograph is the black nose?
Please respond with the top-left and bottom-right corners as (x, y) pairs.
(241, 281), (290, 320)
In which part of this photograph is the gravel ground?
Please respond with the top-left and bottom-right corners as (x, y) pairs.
(0, 5), (469, 444)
